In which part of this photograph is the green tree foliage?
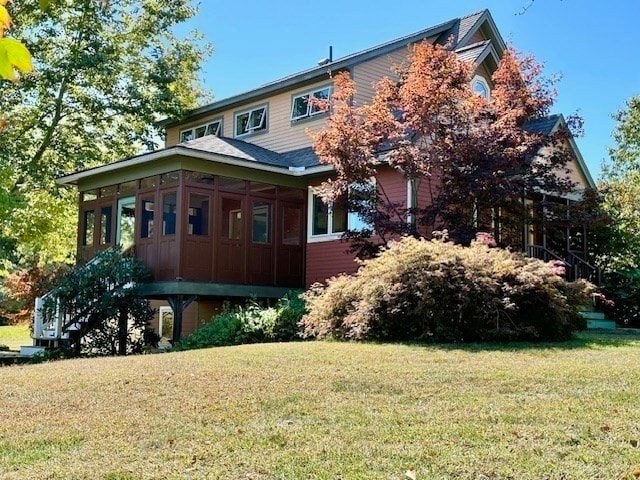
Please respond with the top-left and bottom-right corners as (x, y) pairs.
(301, 236), (593, 342)
(0, 0), (210, 268)
(600, 96), (640, 270)
(0, 0), (34, 80)
(596, 96), (640, 326)
(42, 247), (158, 356)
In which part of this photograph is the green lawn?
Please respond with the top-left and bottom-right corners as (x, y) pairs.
(0, 325), (31, 351)
(1, 332), (639, 479)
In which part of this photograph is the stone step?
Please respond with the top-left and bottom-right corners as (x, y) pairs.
(580, 310), (616, 330)
(580, 311), (606, 321)
(20, 345), (47, 357)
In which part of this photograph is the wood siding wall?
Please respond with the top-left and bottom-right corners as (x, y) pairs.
(166, 79), (332, 152)
(305, 168), (407, 285)
(352, 48), (408, 106)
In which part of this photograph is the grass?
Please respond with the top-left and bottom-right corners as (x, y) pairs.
(0, 325), (31, 351)
(0, 332), (639, 479)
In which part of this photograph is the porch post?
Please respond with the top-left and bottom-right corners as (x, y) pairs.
(167, 295), (197, 343)
(522, 194), (527, 252)
(542, 194), (547, 250)
(565, 198), (571, 256)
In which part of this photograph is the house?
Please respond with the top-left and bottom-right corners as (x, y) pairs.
(34, 9), (596, 345)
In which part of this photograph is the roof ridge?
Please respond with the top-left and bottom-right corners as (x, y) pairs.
(161, 9), (493, 127)
(459, 9), (488, 20)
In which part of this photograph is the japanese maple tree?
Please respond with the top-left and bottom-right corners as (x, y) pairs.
(311, 40), (583, 255)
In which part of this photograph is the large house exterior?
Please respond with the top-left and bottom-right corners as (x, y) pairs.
(37, 9), (596, 344)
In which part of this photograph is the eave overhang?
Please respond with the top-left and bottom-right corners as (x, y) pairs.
(56, 146), (334, 186)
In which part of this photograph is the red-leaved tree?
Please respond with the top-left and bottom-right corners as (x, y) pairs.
(311, 40), (584, 256)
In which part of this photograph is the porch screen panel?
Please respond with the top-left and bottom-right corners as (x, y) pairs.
(163, 192), (177, 236)
(188, 193), (210, 236)
(83, 210), (95, 246)
(282, 206), (301, 246)
(100, 206), (112, 245)
(252, 202), (271, 244)
(141, 198), (154, 238)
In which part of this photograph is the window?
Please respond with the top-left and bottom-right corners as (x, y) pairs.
(234, 105), (267, 137)
(82, 190), (97, 202)
(309, 192), (347, 239)
(308, 181), (375, 241)
(472, 75), (490, 99)
(291, 86), (331, 121)
(180, 119), (222, 143)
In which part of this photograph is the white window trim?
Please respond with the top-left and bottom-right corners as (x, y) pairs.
(234, 104), (268, 138)
(307, 179), (375, 243)
(291, 85), (332, 122)
(472, 75), (491, 99)
(179, 118), (222, 143)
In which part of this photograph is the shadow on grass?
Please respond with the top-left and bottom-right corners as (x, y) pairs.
(398, 329), (640, 353)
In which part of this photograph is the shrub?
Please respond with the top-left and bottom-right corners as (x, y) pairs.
(0, 263), (70, 325)
(301, 237), (593, 342)
(42, 248), (158, 357)
(601, 268), (640, 327)
(173, 292), (305, 351)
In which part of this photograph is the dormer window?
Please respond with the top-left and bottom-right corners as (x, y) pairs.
(235, 105), (268, 137)
(472, 76), (490, 99)
(291, 86), (331, 121)
(180, 119), (222, 143)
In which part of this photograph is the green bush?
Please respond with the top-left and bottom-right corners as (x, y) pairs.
(301, 237), (593, 342)
(173, 292), (305, 351)
(601, 268), (640, 327)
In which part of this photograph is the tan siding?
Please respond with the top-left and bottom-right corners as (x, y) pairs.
(474, 63), (493, 86)
(467, 30), (486, 45)
(166, 79), (332, 152)
(353, 49), (408, 106)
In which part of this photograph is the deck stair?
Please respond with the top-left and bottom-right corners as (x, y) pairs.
(21, 252), (109, 357)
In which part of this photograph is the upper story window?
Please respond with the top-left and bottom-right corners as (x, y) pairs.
(472, 75), (490, 99)
(291, 86), (331, 121)
(234, 105), (267, 137)
(180, 119), (222, 143)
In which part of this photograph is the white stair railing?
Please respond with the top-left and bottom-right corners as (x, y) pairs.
(32, 249), (110, 345)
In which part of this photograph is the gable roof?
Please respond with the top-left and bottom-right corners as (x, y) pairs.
(161, 9), (503, 128)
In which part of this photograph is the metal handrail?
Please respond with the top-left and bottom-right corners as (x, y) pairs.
(566, 251), (601, 284)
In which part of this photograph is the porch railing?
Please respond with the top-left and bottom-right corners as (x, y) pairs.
(526, 244), (601, 285)
(566, 250), (601, 285)
(526, 244), (568, 264)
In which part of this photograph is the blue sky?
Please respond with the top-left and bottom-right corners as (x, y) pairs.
(184, 0), (640, 180)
